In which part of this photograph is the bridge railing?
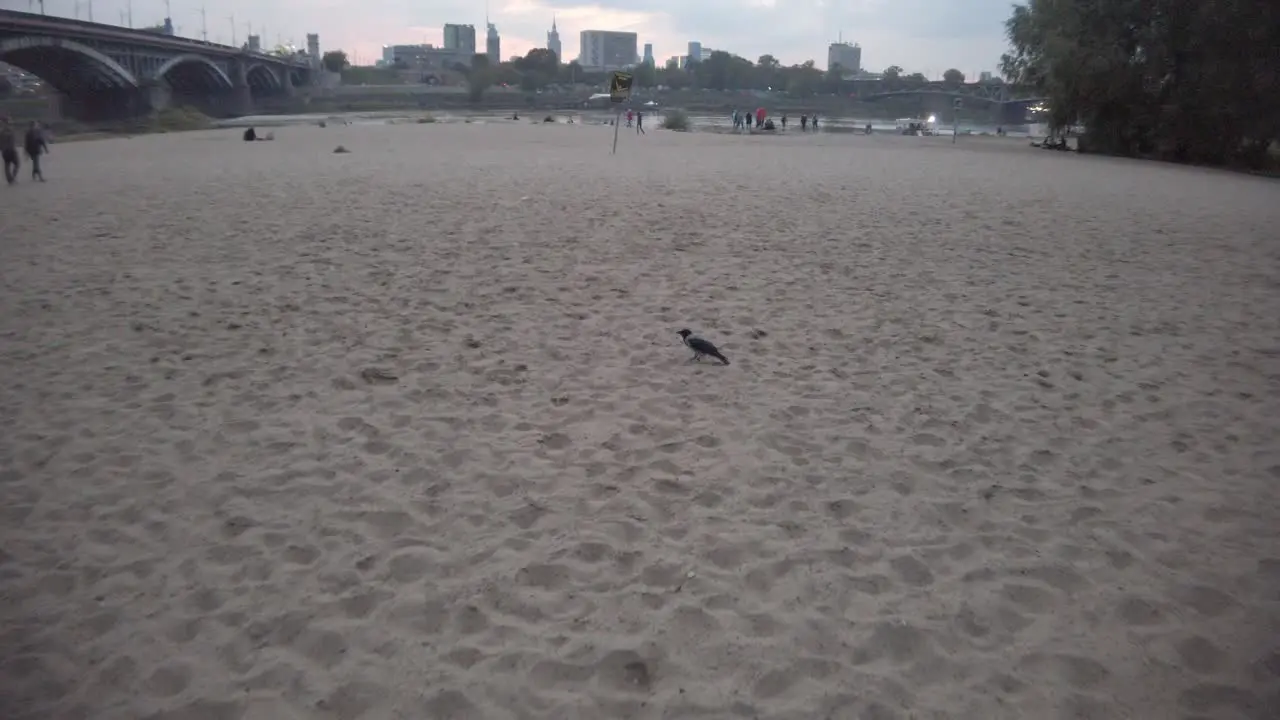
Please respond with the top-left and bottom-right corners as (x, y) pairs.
(0, 9), (308, 65)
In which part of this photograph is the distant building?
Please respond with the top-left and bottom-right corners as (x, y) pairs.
(382, 43), (473, 72)
(643, 43), (653, 65)
(246, 35), (261, 53)
(687, 41), (702, 65)
(486, 23), (501, 62)
(443, 23), (477, 55)
(979, 71), (995, 83)
(579, 30), (638, 71)
(307, 34), (320, 59)
(679, 43), (716, 68)
(546, 17), (562, 63)
(827, 41), (861, 73)
(140, 17), (175, 36)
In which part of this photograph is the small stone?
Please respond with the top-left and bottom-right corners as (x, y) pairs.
(360, 367), (398, 384)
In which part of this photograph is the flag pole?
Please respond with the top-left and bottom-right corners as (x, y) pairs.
(608, 71), (633, 155)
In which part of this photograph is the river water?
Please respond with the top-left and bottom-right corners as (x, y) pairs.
(216, 110), (1045, 138)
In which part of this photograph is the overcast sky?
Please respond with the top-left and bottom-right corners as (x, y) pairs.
(8, 0), (1014, 79)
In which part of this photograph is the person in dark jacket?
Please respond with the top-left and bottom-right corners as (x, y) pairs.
(0, 117), (19, 185)
(24, 122), (49, 182)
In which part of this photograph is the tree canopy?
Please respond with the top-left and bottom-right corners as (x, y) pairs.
(320, 50), (349, 74)
(1001, 0), (1280, 167)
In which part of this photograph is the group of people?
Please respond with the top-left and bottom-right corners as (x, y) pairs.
(0, 117), (50, 184)
(734, 109), (766, 130)
(623, 109), (646, 134)
(732, 110), (821, 132)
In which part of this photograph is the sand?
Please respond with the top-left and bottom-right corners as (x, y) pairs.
(1, 119), (1278, 720)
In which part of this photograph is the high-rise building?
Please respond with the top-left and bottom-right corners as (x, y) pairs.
(579, 30), (638, 71)
(979, 71), (995, 83)
(306, 33), (320, 59)
(486, 23), (500, 61)
(643, 43), (653, 65)
(827, 41), (861, 73)
(443, 23), (477, 55)
(687, 41), (702, 65)
(546, 16), (562, 63)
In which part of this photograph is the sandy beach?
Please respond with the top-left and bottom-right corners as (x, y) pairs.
(1, 119), (1278, 720)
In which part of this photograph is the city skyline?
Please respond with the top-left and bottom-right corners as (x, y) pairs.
(18, 0), (1014, 78)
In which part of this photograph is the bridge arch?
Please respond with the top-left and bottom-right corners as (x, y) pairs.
(0, 36), (138, 93)
(245, 63), (281, 91)
(153, 54), (234, 93)
(860, 89), (1045, 105)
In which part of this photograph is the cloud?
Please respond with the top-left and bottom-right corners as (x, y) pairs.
(36, 0), (1015, 76)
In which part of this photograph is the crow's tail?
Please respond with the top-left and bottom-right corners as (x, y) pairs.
(713, 352), (730, 365)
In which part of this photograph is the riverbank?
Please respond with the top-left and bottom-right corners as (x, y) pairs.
(2, 121), (1277, 720)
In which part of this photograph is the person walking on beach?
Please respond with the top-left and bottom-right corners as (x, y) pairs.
(24, 122), (48, 182)
(0, 118), (19, 185)
(780, 114), (787, 129)
(812, 114), (819, 130)
(800, 114), (808, 131)
(635, 110), (645, 134)
(626, 109), (633, 128)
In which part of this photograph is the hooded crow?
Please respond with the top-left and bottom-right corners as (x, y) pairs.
(677, 329), (730, 365)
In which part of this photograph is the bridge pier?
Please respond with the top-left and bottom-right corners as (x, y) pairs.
(143, 79), (173, 112)
(58, 88), (148, 122)
(222, 57), (255, 116)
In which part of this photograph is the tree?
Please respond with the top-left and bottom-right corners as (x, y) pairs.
(1001, 0), (1280, 167)
(824, 63), (844, 94)
(784, 61), (822, 97)
(561, 61), (583, 84)
(467, 54), (492, 102)
(633, 61), (657, 88)
(883, 65), (903, 80)
(659, 61), (689, 89)
(518, 48), (559, 76)
(942, 68), (965, 85)
(321, 50), (349, 73)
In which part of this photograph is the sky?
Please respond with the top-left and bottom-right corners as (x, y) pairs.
(7, 0), (1016, 79)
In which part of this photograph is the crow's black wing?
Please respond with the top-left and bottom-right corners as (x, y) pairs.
(687, 336), (720, 356)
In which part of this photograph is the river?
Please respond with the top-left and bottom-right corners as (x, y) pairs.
(215, 110), (1047, 139)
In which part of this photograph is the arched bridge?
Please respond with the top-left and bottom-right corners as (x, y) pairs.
(0, 9), (315, 120)
(860, 89), (1046, 106)
(850, 79), (1042, 105)
(850, 81), (1045, 125)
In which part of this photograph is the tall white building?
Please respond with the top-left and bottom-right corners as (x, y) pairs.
(578, 30), (638, 71)
(486, 22), (500, 61)
(687, 41), (702, 65)
(827, 41), (861, 73)
(546, 16), (562, 62)
(443, 24), (476, 55)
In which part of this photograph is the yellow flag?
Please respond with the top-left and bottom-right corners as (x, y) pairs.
(609, 72), (633, 102)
